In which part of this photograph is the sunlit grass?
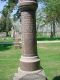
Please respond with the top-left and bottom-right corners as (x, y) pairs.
(0, 37), (13, 42)
(38, 43), (60, 80)
(0, 43), (60, 80)
(0, 44), (20, 80)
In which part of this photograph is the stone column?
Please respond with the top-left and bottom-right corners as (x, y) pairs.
(13, 0), (47, 80)
(20, 0), (40, 71)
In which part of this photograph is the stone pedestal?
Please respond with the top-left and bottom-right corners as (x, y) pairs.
(13, 0), (47, 80)
(13, 69), (47, 80)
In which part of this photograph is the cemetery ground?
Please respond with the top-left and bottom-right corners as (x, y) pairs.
(0, 37), (13, 43)
(37, 32), (60, 41)
(0, 42), (60, 80)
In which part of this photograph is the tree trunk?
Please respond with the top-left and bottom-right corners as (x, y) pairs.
(52, 20), (55, 37)
(6, 31), (9, 37)
(6, 14), (9, 37)
(6, 22), (9, 37)
(50, 25), (53, 38)
(50, 21), (55, 38)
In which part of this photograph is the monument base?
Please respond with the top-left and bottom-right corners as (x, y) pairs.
(13, 68), (47, 80)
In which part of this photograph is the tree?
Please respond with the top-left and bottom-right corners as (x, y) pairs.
(0, 16), (6, 32)
(1, 0), (17, 36)
(2, 0), (60, 38)
(0, 14), (12, 33)
(40, 0), (60, 38)
(1, 6), (12, 36)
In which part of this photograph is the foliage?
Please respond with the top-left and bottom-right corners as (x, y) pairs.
(0, 0), (20, 33)
(1, 0), (60, 38)
(38, 0), (60, 38)
(0, 0), (14, 36)
(0, 16), (6, 32)
(37, 32), (60, 41)
(0, 15), (12, 33)
(1, 0), (19, 18)
(36, 9), (44, 31)
(43, 0), (60, 23)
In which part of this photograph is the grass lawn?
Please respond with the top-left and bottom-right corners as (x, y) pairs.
(38, 43), (60, 80)
(0, 44), (20, 80)
(0, 37), (13, 43)
(0, 43), (60, 80)
(37, 32), (60, 41)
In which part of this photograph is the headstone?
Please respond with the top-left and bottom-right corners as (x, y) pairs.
(13, 0), (47, 80)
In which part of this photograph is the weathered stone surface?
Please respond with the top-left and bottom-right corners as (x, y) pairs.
(13, 0), (47, 80)
(20, 74), (46, 80)
(19, 0), (40, 71)
(13, 70), (47, 80)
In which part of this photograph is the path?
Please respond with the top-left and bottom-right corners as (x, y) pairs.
(0, 41), (60, 45)
(37, 40), (60, 43)
(0, 42), (14, 45)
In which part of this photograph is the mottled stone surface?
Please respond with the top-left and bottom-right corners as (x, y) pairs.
(13, 0), (47, 80)
(19, 74), (46, 80)
(13, 70), (47, 80)
(19, 0), (40, 71)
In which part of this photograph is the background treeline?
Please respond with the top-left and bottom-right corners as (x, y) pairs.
(0, 0), (60, 39)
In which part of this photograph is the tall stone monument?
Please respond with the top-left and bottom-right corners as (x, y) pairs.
(13, 0), (47, 80)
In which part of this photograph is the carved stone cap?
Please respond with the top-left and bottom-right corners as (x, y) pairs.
(19, 0), (38, 11)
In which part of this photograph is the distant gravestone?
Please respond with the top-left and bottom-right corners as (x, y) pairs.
(0, 32), (6, 40)
(11, 19), (22, 48)
(0, 32), (6, 37)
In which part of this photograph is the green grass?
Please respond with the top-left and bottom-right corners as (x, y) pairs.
(37, 43), (60, 80)
(0, 44), (20, 80)
(37, 32), (60, 41)
(0, 43), (60, 80)
(0, 37), (13, 42)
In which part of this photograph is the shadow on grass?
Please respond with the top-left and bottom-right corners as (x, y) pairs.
(0, 44), (13, 51)
(53, 76), (60, 80)
(37, 37), (60, 41)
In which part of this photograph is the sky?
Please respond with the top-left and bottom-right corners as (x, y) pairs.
(0, 1), (6, 11)
(0, 1), (7, 17)
(0, 0), (18, 17)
